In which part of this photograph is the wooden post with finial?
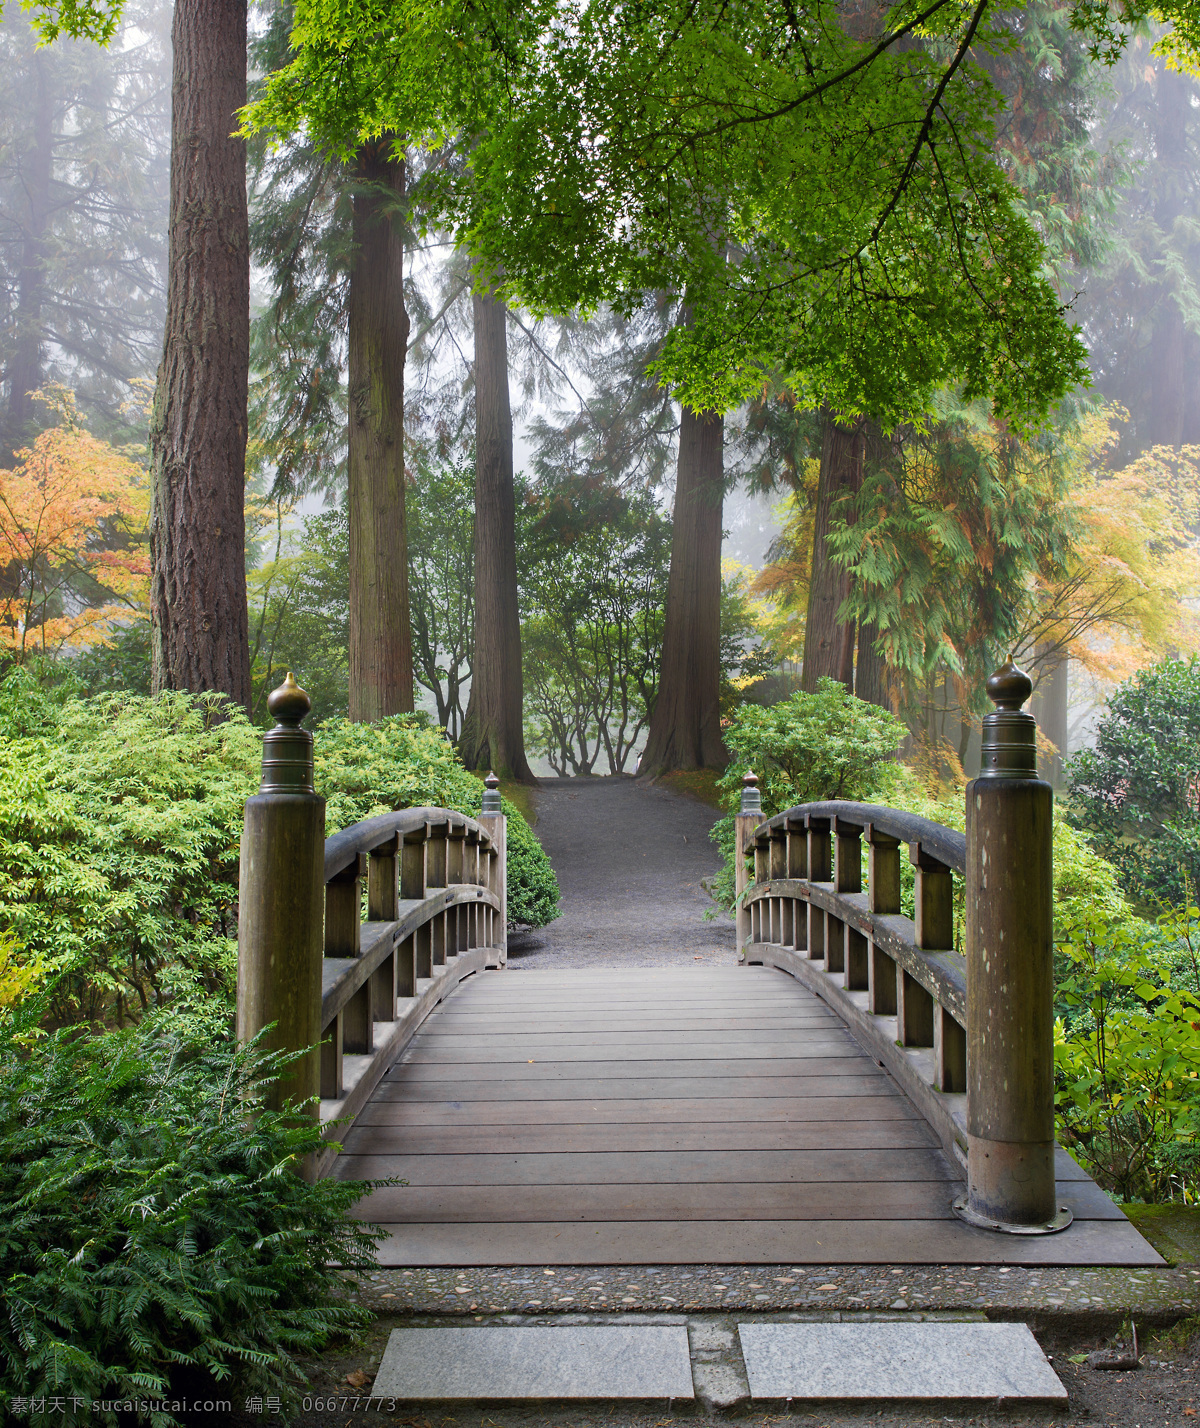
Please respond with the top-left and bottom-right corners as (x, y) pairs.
(954, 657), (1071, 1234)
(236, 672), (326, 1156)
(477, 771), (507, 966)
(735, 771), (762, 957)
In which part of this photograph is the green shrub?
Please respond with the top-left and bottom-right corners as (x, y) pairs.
(1066, 657), (1200, 910)
(313, 715), (559, 929)
(0, 1002), (381, 1426)
(0, 677), (558, 1024)
(1054, 909), (1200, 1203)
(710, 679), (907, 906)
(0, 682), (260, 1024)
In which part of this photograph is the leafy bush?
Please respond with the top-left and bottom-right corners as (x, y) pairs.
(313, 715), (559, 928)
(0, 679), (259, 1024)
(0, 930), (45, 1013)
(1055, 910), (1200, 1203)
(0, 1002), (380, 1426)
(884, 763), (1135, 947)
(707, 679), (1136, 950)
(710, 679), (906, 906)
(1066, 657), (1200, 910)
(0, 675), (558, 1023)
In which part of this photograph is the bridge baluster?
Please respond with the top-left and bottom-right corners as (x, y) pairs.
(396, 933), (417, 998)
(769, 829), (787, 944)
(865, 824), (900, 1009)
(401, 829), (427, 899)
(804, 815), (830, 961)
(898, 967), (934, 1049)
(832, 819), (865, 989)
(909, 842), (953, 951)
(426, 820), (449, 888)
(936, 1006), (967, 1093)
(368, 833), (400, 921)
(833, 817), (862, 894)
(785, 817), (808, 953)
(325, 852), (367, 957)
(865, 824), (901, 914)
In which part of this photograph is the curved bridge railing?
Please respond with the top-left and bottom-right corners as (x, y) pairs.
(318, 807), (505, 1159)
(736, 798), (969, 1174)
(234, 674), (507, 1177)
(734, 661), (1073, 1237)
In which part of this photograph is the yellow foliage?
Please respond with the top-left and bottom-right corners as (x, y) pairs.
(1031, 411), (1200, 682)
(0, 932), (45, 1011)
(0, 387), (150, 661)
(748, 456), (820, 662)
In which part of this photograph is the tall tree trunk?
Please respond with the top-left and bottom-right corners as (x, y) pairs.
(1150, 66), (1190, 447)
(459, 287), (535, 781)
(149, 0), (250, 709)
(802, 412), (863, 692)
(347, 138), (412, 721)
(3, 53), (53, 464)
(855, 619), (889, 710)
(1033, 644), (1069, 786)
(638, 405), (726, 774)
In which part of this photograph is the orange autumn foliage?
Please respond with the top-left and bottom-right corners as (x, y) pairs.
(0, 387), (149, 662)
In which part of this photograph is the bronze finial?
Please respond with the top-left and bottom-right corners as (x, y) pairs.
(978, 656), (1038, 780)
(266, 670), (311, 726)
(260, 671), (316, 794)
(739, 769), (762, 816)
(482, 770), (502, 814)
(985, 655), (1034, 713)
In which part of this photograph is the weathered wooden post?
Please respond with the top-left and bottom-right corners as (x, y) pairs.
(236, 672), (326, 1135)
(955, 659), (1071, 1233)
(477, 772), (507, 965)
(735, 771), (761, 955)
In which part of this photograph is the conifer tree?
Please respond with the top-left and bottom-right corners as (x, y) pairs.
(149, 0), (251, 708)
(0, 2), (170, 461)
(1079, 34), (1200, 455)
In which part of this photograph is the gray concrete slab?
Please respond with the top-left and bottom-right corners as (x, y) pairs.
(737, 1321), (1067, 1401)
(373, 1324), (695, 1400)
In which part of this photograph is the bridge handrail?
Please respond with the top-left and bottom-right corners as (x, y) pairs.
(733, 659), (1069, 1235)
(314, 803), (505, 1172)
(323, 806), (495, 882)
(737, 794), (968, 1170)
(747, 800), (965, 874)
(235, 674), (508, 1177)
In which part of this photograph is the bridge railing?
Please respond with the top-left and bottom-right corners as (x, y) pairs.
(736, 660), (1070, 1238)
(737, 797), (968, 1131)
(235, 674), (506, 1176)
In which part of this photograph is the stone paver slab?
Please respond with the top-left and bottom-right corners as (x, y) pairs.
(373, 1325), (695, 1400)
(738, 1322), (1066, 1401)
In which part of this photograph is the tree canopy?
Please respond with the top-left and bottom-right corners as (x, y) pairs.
(246, 0), (1200, 428)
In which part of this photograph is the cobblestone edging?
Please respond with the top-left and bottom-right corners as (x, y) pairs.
(351, 1262), (1200, 1326)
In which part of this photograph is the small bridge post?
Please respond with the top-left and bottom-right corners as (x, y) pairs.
(735, 771), (761, 954)
(956, 660), (1070, 1233)
(236, 673), (326, 1129)
(477, 772), (507, 965)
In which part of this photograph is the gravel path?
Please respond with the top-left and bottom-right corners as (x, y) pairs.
(507, 776), (737, 969)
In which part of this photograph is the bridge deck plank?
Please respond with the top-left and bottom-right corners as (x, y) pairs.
(356, 1094), (920, 1123)
(337, 967), (1162, 1267)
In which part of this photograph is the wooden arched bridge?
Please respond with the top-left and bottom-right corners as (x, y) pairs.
(236, 670), (1161, 1271)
